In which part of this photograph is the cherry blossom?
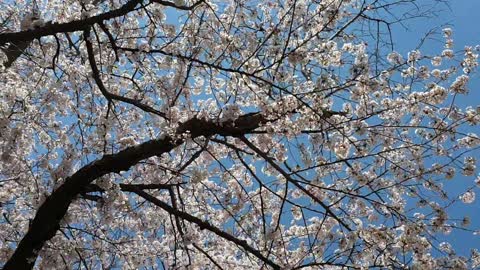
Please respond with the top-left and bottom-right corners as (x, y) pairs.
(0, 0), (479, 269)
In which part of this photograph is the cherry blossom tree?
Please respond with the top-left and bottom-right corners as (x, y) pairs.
(1, 0), (479, 269)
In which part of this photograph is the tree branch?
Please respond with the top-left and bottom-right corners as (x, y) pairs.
(84, 28), (168, 119)
(0, 0), (205, 46)
(2, 112), (266, 270)
(0, 0), (143, 46)
(238, 136), (352, 231)
(2, 39), (32, 68)
(122, 185), (281, 270)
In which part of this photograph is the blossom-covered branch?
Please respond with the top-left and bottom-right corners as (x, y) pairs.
(2, 112), (266, 269)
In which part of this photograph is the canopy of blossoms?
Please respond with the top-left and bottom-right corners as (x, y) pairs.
(0, 0), (479, 269)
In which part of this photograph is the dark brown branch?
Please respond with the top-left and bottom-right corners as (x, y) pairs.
(2, 137), (177, 270)
(0, 0), (205, 46)
(80, 193), (103, 202)
(151, 0), (206, 11)
(84, 29), (168, 119)
(120, 183), (185, 190)
(2, 39), (32, 68)
(2, 112), (266, 270)
(123, 186), (281, 270)
(81, 183), (184, 195)
(0, 0), (142, 45)
(98, 22), (119, 61)
(192, 243), (224, 270)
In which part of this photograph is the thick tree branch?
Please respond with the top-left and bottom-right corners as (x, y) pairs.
(2, 113), (266, 270)
(0, 0), (142, 46)
(120, 183), (185, 190)
(2, 40), (32, 68)
(0, 0), (205, 46)
(151, 0), (205, 10)
(80, 183), (184, 196)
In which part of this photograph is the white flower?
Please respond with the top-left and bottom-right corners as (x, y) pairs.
(291, 206), (302, 220)
(334, 142), (350, 159)
(431, 56), (442, 66)
(138, 40), (150, 52)
(439, 242), (453, 254)
(442, 49), (454, 58)
(119, 135), (137, 146)
(191, 167), (207, 183)
(445, 167), (455, 180)
(387, 51), (403, 64)
(457, 133), (480, 148)
(445, 38), (454, 49)
(459, 190), (475, 204)
(408, 50), (421, 63)
(443, 27), (453, 38)
(450, 75), (469, 93)
(220, 104), (241, 122)
(192, 76), (205, 95)
(431, 69), (441, 78)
